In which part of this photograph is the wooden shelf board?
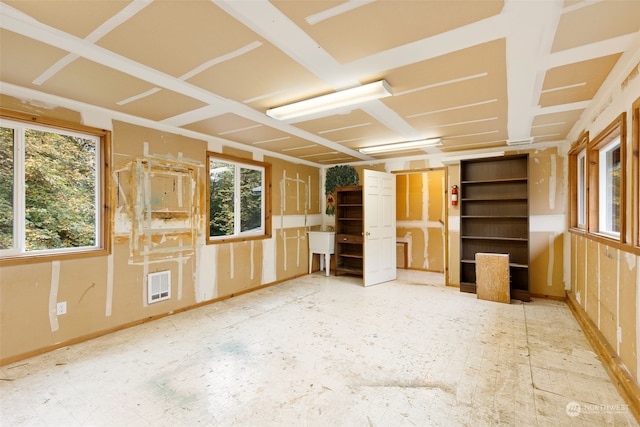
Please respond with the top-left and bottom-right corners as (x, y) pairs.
(461, 236), (528, 242)
(461, 197), (528, 202)
(462, 177), (527, 184)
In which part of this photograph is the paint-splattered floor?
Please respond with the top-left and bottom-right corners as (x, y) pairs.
(1, 271), (636, 426)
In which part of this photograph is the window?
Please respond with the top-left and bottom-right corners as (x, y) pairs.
(598, 138), (621, 237)
(0, 113), (110, 262)
(588, 113), (626, 241)
(207, 152), (271, 243)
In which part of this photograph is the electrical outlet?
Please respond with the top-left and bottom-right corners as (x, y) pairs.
(56, 301), (67, 315)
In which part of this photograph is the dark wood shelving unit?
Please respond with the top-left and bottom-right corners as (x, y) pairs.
(334, 185), (364, 277)
(459, 154), (530, 301)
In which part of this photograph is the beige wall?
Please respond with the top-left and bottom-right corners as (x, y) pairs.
(0, 100), (321, 363)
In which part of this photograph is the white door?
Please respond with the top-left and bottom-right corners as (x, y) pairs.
(363, 169), (396, 286)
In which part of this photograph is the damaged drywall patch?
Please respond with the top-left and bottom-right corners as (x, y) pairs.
(115, 154), (202, 264)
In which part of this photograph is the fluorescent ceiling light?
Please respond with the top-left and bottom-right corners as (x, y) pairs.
(506, 138), (533, 146)
(359, 138), (443, 154)
(266, 80), (392, 120)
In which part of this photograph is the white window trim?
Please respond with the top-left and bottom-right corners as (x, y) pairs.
(208, 156), (267, 242)
(598, 137), (621, 238)
(0, 118), (102, 257)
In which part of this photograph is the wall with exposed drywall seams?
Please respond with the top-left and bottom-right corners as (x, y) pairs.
(0, 98), (321, 363)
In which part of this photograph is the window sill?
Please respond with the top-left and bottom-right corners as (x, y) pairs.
(207, 234), (272, 245)
(569, 228), (640, 256)
(0, 248), (110, 266)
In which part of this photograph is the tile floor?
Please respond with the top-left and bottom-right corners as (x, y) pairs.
(1, 270), (637, 426)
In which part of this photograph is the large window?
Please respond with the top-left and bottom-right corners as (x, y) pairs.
(587, 113), (626, 241)
(207, 152), (271, 243)
(0, 113), (110, 262)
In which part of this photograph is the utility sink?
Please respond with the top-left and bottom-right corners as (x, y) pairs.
(307, 231), (335, 276)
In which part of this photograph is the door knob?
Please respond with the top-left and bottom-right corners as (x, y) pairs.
(365, 231), (371, 236)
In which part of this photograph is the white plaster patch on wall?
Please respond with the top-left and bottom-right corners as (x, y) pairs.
(308, 175), (312, 213)
(105, 253), (114, 316)
(274, 214), (321, 229)
(448, 215), (460, 232)
(296, 229), (301, 267)
(207, 140), (223, 152)
(616, 248), (621, 354)
(283, 230), (288, 271)
(422, 173), (430, 270)
(530, 215), (565, 233)
(624, 251), (637, 271)
(262, 236), (277, 284)
(195, 243), (217, 302)
(177, 153), (184, 208)
(250, 240), (255, 281)
(597, 243), (601, 330)
(404, 175), (410, 219)
(49, 261), (61, 332)
(296, 172), (300, 212)
(81, 110), (113, 130)
(584, 239), (588, 313)
(230, 242), (235, 279)
(547, 233), (555, 287)
(142, 253), (149, 307)
(549, 154), (556, 210)
(177, 252), (183, 300)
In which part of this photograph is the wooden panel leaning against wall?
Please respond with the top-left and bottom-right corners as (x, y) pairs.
(0, 113), (321, 364)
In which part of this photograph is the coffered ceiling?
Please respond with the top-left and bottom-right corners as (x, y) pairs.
(1, 0), (639, 165)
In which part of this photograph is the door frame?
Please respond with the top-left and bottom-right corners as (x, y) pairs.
(392, 167), (449, 286)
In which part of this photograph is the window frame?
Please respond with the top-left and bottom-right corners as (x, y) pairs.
(206, 152), (271, 244)
(587, 113), (626, 243)
(569, 131), (589, 230)
(597, 137), (622, 238)
(0, 109), (111, 265)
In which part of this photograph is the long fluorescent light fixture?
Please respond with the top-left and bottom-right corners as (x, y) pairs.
(359, 138), (443, 154)
(266, 80), (392, 120)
